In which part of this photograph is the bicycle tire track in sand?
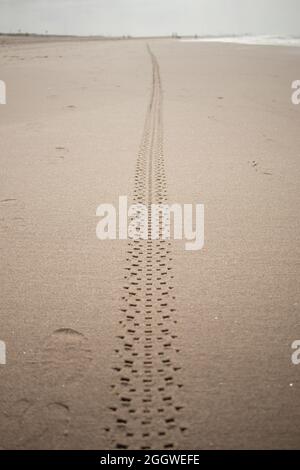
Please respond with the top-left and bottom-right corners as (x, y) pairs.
(106, 45), (186, 450)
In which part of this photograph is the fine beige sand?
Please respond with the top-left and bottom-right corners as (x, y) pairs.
(0, 36), (300, 450)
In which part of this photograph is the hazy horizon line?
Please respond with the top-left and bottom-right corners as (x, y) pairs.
(1, 32), (300, 39)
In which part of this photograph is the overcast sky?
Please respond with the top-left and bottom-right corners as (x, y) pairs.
(0, 0), (300, 37)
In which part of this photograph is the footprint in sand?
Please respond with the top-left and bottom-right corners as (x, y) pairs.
(1, 399), (70, 449)
(55, 146), (68, 160)
(9, 328), (92, 447)
(248, 160), (272, 176)
(31, 328), (93, 387)
(0, 198), (17, 204)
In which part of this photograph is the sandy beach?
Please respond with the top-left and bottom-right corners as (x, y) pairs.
(0, 36), (300, 449)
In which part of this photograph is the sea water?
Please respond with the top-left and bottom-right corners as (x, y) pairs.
(180, 35), (300, 47)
